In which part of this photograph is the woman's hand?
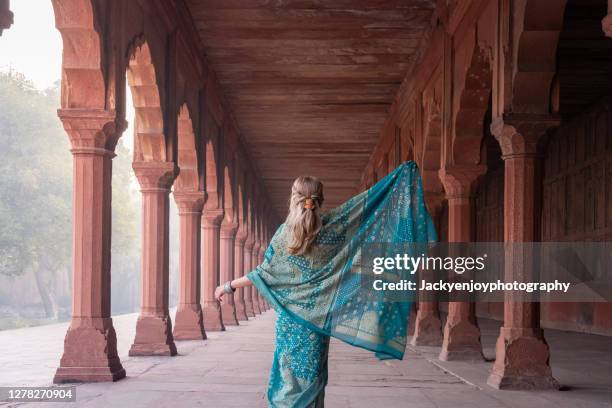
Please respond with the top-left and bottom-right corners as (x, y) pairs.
(214, 285), (225, 301)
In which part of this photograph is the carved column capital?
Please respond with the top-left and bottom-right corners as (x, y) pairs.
(235, 224), (248, 245)
(491, 115), (560, 158)
(173, 191), (205, 214)
(58, 109), (127, 153)
(220, 220), (239, 239)
(438, 164), (486, 199)
(202, 208), (224, 228)
(244, 235), (255, 251)
(133, 161), (177, 191)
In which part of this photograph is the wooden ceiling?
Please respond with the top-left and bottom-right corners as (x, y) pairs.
(185, 0), (436, 215)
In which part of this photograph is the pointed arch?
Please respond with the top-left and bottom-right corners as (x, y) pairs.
(222, 161), (236, 224)
(235, 163), (247, 241)
(127, 39), (168, 163)
(51, 0), (106, 109)
(205, 112), (221, 209)
(452, 40), (493, 165)
(421, 81), (444, 193)
(511, 0), (567, 114)
(174, 104), (200, 192)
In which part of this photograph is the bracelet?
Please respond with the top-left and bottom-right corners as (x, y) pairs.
(223, 281), (236, 294)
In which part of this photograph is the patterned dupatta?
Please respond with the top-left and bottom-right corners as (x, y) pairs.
(248, 161), (437, 360)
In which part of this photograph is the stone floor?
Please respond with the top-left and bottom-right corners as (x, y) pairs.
(0, 310), (611, 407)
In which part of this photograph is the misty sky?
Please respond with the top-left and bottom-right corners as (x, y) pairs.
(0, 0), (61, 89)
(0, 0), (134, 150)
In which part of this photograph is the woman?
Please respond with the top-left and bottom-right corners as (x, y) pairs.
(215, 161), (437, 408)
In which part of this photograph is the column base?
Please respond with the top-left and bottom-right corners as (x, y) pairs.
(202, 302), (225, 331)
(253, 299), (262, 314)
(408, 307), (417, 336)
(221, 301), (239, 326)
(439, 319), (483, 361)
(487, 327), (559, 390)
(173, 304), (207, 340)
(244, 300), (256, 318)
(410, 311), (443, 347)
(129, 315), (177, 356)
(235, 300), (249, 321)
(54, 317), (125, 384)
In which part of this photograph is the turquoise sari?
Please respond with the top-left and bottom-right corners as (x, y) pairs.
(248, 162), (437, 407)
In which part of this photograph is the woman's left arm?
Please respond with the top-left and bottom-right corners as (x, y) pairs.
(215, 275), (253, 301)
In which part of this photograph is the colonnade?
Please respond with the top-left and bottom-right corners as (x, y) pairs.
(44, 0), (278, 383)
(356, 0), (579, 390)
(2, 0), (607, 391)
(53, 105), (274, 383)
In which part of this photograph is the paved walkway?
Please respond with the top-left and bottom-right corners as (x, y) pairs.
(0, 311), (611, 407)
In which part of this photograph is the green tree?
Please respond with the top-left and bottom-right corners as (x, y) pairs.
(0, 72), (142, 320)
(0, 72), (71, 318)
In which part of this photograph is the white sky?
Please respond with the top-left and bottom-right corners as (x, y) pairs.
(0, 0), (135, 151)
(0, 0), (61, 89)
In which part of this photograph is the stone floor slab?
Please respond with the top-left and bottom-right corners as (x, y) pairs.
(1, 311), (611, 407)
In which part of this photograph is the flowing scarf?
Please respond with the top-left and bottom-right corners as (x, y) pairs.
(248, 161), (437, 360)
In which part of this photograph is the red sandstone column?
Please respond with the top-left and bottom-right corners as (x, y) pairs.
(243, 237), (256, 317)
(411, 292), (442, 347)
(201, 209), (225, 331)
(234, 226), (249, 320)
(411, 195), (444, 346)
(258, 244), (267, 311)
(487, 119), (558, 389)
(251, 240), (263, 314)
(438, 166), (485, 361)
(54, 110), (126, 383)
(172, 192), (206, 340)
(129, 161), (178, 356)
(220, 220), (239, 326)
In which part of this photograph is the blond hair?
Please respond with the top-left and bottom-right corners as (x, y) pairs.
(285, 176), (324, 255)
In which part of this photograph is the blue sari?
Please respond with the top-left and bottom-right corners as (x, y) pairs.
(248, 162), (437, 407)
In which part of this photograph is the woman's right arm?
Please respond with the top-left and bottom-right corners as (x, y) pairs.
(214, 275), (253, 301)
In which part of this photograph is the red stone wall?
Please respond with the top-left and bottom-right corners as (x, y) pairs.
(473, 125), (503, 319)
(469, 97), (612, 336)
(541, 97), (612, 336)
(474, 158), (504, 320)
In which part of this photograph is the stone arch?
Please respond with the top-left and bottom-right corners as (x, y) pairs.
(126, 39), (168, 163)
(511, 0), (567, 114)
(51, 0), (106, 109)
(245, 191), (253, 238)
(205, 114), (221, 209)
(453, 44), (493, 165)
(421, 90), (443, 192)
(235, 166), (247, 239)
(222, 161), (236, 224)
(400, 98), (418, 166)
(174, 104), (200, 192)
